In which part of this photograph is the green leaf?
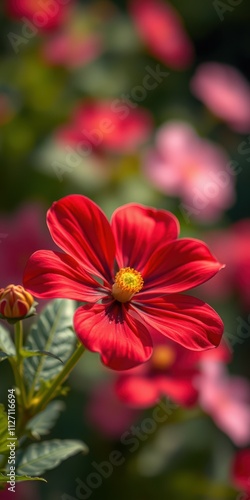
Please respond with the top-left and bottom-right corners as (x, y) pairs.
(23, 299), (77, 390)
(17, 439), (88, 475)
(0, 324), (16, 357)
(26, 400), (66, 438)
(0, 472), (46, 484)
(0, 405), (8, 454)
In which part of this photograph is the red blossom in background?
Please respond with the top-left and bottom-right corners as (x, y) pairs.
(41, 4), (104, 68)
(129, 0), (194, 69)
(23, 195), (224, 370)
(55, 100), (153, 154)
(232, 449), (250, 498)
(115, 337), (231, 409)
(115, 337), (203, 408)
(191, 63), (250, 133)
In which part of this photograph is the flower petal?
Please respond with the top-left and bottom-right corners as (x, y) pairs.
(139, 238), (223, 295)
(116, 376), (160, 408)
(74, 301), (153, 370)
(111, 203), (180, 271)
(132, 294), (224, 350)
(116, 373), (197, 408)
(157, 376), (198, 407)
(23, 250), (106, 302)
(47, 194), (115, 281)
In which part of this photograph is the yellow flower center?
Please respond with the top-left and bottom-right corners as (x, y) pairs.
(152, 345), (176, 370)
(112, 267), (144, 303)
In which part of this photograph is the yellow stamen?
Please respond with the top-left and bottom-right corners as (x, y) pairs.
(112, 267), (144, 303)
(152, 345), (176, 370)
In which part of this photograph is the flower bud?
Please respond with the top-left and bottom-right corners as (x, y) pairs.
(0, 284), (34, 321)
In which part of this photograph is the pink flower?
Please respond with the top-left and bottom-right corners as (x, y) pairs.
(143, 121), (235, 222)
(5, 0), (73, 31)
(232, 449), (250, 497)
(85, 380), (140, 438)
(23, 194), (224, 371)
(196, 361), (250, 446)
(129, 0), (194, 69)
(0, 202), (54, 287)
(55, 100), (153, 154)
(199, 220), (250, 310)
(191, 63), (250, 133)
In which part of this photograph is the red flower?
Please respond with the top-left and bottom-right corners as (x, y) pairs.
(23, 195), (224, 370)
(115, 337), (203, 408)
(55, 100), (152, 154)
(232, 449), (250, 497)
(115, 338), (230, 408)
(129, 0), (194, 69)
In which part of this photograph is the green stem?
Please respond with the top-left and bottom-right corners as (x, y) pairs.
(0, 335), (85, 476)
(34, 343), (85, 415)
(15, 320), (23, 363)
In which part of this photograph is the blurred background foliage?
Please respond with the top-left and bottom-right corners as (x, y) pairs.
(1, 0), (250, 499)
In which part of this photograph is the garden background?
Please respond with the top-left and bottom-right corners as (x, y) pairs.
(1, 0), (250, 499)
